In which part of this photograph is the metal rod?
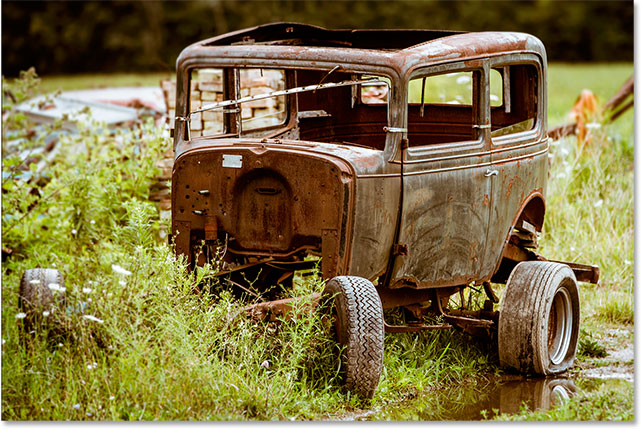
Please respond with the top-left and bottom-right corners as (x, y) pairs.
(189, 78), (383, 116)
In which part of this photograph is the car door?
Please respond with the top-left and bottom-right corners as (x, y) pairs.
(484, 56), (549, 274)
(390, 61), (495, 288)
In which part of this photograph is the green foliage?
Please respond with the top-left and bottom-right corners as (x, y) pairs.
(596, 292), (634, 325)
(578, 330), (607, 358)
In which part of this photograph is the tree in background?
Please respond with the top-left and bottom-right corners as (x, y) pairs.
(1, 0), (633, 76)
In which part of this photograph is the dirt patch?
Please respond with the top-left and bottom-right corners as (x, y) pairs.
(577, 326), (634, 383)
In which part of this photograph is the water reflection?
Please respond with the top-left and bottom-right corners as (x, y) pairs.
(489, 377), (577, 418)
(363, 377), (579, 421)
(337, 376), (632, 421)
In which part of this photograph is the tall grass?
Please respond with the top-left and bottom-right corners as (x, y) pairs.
(1, 70), (496, 420)
(540, 124), (633, 326)
(1, 63), (634, 420)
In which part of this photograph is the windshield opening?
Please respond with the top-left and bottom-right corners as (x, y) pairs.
(183, 67), (390, 151)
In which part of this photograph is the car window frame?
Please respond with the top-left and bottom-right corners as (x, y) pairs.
(487, 54), (544, 147)
(402, 60), (490, 162)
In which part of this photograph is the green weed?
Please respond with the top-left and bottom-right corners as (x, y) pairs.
(578, 330), (607, 358)
(596, 292), (634, 325)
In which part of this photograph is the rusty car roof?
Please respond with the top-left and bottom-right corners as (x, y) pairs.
(176, 22), (546, 74)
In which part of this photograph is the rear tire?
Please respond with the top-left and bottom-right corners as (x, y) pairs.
(322, 276), (384, 399)
(498, 261), (580, 375)
(19, 268), (65, 331)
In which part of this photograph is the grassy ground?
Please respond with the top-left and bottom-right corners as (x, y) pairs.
(1, 64), (634, 420)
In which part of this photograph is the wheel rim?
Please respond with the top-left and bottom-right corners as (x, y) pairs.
(551, 384), (571, 405)
(548, 287), (573, 365)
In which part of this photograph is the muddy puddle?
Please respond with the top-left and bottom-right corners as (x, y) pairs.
(336, 375), (633, 421)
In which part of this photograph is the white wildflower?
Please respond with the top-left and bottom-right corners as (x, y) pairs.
(119, 280), (126, 287)
(48, 283), (65, 292)
(594, 200), (603, 208)
(29, 279), (41, 285)
(83, 315), (104, 324)
(109, 396), (115, 401)
(87, 362), (97, 370)
(86, 412), (92, 417)
(73, 404), (81, 410)
(42, 311), (50, 317)
(71, 229), (77, 235)
(624, 260), (632, 266)
(82, 288), (93, 294)
(15, 312), (27, 319)
(111, 264), (132, 276)
(570, 246), (576, 252)
(58, 343), (64, 347)
(261, 360), (271, 369)
(2, 339), (5, 345)
(90, 220), (96, 225)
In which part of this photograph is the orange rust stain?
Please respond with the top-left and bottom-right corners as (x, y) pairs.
(506, 180), (514, 197)
(483, 194), (489, 206)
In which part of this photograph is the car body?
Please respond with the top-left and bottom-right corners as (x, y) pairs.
(168, 23), (599, 397)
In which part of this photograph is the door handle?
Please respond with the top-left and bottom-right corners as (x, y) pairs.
(484, 169), (499, 177)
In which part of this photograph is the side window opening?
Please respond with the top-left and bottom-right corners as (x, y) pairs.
(490, 64), (538, 139)
(407, 70), (480, 146)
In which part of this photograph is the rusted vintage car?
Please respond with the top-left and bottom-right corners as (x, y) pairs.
(20, 23), (599, 399)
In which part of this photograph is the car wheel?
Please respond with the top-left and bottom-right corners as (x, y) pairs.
(498, 261), (580, 375)
(322, 276), (384, 399)
(19, 268), (65, 331)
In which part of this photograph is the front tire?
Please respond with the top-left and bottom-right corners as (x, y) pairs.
(322, 276), (384, 399)
(498, 261), (580, 375)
